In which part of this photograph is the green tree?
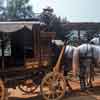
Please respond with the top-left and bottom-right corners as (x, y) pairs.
(7, 0), (34, 19)
(40, 7), (70, 40)
(0, 0), (7, 20)
(0, 0), (4, 8)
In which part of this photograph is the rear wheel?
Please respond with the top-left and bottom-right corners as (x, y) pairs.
(18, 79), (38, 93)
(0, 79), (8, 100)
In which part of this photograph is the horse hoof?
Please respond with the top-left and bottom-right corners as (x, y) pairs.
(87, 84), (93, 89)
(80, 87), (87, 92)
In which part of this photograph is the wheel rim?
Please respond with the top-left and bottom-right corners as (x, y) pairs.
(18, 79), (38, 93)
(41, 72), (66, 100)
(0, 79), (6, 100)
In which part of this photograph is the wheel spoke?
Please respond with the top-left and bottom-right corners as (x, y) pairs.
(56, 91), (62, 97)
(59, 80), (65, 87)
(44, 80), (51, 86)
(44, 90), (52, 98)
(24, 86), (27, 90)
(51, 92), (55, 99)
(56, 89), (62, 94)
(32, 87), (36, 90)
(46, 93), (51, 99)
(48, 76), (53, 83)
(27, 88), (30, 92)
(53, 74), (56, 81)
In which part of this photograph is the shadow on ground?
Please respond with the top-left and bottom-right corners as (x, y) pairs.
(8, 95), (98, 100)
(9, 95), (43, 100)
(89, 86), (100, 96)
(9, 86), (100, 100)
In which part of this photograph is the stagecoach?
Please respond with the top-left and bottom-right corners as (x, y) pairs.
(0, 21), (57, 100)
(0, 21), (97, 100)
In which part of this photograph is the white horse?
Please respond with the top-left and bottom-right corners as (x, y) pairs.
(90, 37), (100, 45)
(51, 40), (76, 66)
(51, 40), (76, 91)
(73, 44), (100, 89)
(51, 40), (76, 58)
(65, 45), (76, 59)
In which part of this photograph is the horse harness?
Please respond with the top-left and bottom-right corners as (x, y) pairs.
(79, 44), (95, 82)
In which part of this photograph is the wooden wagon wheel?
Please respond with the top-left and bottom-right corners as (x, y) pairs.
(0, 79), (8, 100)
(40, 72), (66, 100)
(18, 79), (38, 93)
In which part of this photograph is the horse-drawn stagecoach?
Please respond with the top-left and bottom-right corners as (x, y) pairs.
(0, 21), (99, 100)
(0, 21), (59, 100)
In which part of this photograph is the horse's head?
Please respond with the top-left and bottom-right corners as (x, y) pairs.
(90, 37), (100, 45)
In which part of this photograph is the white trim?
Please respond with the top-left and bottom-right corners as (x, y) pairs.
(0, 21), (45, 32)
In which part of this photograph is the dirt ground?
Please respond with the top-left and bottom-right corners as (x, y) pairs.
(8, 75), (100, 100)
(8, 80), (100, 100)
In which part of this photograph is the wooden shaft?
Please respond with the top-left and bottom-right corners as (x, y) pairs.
(54, 45), (66, 71)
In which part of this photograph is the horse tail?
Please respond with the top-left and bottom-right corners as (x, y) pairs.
(72, 48), (80, 77)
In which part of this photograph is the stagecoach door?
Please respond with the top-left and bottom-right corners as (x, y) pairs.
(0, 32), (4, 71)
(0, 32), (12, 71)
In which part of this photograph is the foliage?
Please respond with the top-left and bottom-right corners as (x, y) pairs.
(0, 0), (4, 7)
(0, 1), (7, 21)
(0, 0), (34, 21)
(40, 7), (70, 41)
(0, 0), (34, 20)
(7, 0), (34, 19)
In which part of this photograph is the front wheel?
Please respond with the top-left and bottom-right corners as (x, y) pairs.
(40, 72), (66, 100)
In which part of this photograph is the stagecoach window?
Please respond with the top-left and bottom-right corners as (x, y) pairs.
(10, 27), (33, 58)
(0, 33), (11, 56)
(4, 40), (11, 56)
(4, 33), (11, 56)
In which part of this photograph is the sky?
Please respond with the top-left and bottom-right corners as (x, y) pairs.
(30, 0), (100, 22)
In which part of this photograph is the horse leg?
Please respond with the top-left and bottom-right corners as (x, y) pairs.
(87, 65), (94, 88)
(87, 73), (93, 88)
(86, 78), (93, 88)
(89, 79), (93, 88)
(79, 65), (87, 91)
(80, 76), (87, 91)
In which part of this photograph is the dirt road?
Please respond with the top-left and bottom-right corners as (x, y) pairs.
(8, 79), (100, 100)
(8, 68), (100, 100)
